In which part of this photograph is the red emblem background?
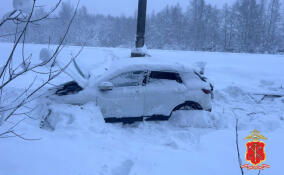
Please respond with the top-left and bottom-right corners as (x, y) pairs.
(245, 141), (266, 165)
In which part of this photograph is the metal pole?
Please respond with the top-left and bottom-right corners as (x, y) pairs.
(131, 0), (147, 57)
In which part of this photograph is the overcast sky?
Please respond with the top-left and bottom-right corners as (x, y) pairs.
(0, 0), (233, 17)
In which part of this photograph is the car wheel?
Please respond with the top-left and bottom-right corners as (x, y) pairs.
(172, 101), (202, 112)
(178, 105), (195, 110)
(169, 102), (203, 118)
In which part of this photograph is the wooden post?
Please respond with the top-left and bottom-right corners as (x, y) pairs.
(131, 0), (148, 57)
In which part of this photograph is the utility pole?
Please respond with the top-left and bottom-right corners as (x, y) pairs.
(131, 0), (148, 57)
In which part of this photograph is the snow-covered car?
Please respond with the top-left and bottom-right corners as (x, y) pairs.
(47, 58), (214, 123)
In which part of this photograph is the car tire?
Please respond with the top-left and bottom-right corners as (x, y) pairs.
(170, 101), (203, 117)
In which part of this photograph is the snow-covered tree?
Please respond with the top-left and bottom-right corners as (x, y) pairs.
(265, 0), (281, 52)
(187, 0), (206, 50)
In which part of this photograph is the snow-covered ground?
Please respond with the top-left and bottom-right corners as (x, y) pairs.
(0, 43), (284, 175)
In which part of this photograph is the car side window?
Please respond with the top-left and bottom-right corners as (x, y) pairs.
(148, 71), (183, 84)
(110, 71), (145, 87)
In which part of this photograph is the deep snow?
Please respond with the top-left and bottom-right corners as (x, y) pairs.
(0, 43), (284, 175)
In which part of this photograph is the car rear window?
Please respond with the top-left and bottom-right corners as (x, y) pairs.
(149, 71), (183, 83)
(194, 71), (207, 82)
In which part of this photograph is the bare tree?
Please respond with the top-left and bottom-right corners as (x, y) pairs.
(0, 0), (82, 139)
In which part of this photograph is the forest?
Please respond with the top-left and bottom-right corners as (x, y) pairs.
(0, 0), (283, 53)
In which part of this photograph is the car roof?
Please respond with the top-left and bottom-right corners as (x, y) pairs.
(87, 57), (195, 86)
(110, 57), (191, 72)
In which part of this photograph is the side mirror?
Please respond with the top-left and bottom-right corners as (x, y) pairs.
(98, 82), (114, 91)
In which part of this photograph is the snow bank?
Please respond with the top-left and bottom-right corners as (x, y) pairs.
(169, 110), (227, 129)
(44, 102), (106, 131)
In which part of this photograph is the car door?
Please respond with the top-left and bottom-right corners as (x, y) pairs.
(97, 70), (146, 119)
(144, 70), (187, 117)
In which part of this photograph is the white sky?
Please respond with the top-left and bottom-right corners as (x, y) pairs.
(0, 0), (234, 17)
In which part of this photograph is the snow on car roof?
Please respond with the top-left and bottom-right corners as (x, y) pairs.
(112, 57), (193, 71)
(88, 57), (194, 82)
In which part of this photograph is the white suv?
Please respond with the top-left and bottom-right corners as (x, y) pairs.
(47, 58), (213, 123)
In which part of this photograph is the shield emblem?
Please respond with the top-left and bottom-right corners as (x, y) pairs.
(245, 141), (266, 166)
